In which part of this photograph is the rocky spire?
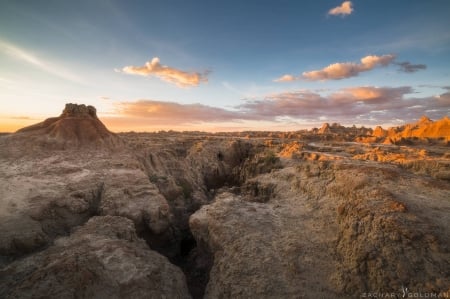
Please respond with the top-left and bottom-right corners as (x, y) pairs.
(418, 115), (432, 125)
(61, 103), (98, 118)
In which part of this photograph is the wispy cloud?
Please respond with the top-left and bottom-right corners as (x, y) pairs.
(395, 61), (427, 73)
(273, 74), (296, 83)
(275, 54), (398, 82)
(0, 77), (15, 85)
(121, 57), (208, 88)
(0, 39), (83, 83)
(328, 1), (353, 16)
(9, 116), (32, 120)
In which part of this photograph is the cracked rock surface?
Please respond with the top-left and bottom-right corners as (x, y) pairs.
(0, 216), (191, 299)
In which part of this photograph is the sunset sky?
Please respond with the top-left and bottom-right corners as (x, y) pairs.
(1, 0), (449, 132)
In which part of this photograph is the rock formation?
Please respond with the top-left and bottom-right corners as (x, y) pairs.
(13, 103), (122, 149)
(190, 161), (450, 298)
(373, 125), (387, 138)
(312, 116), (449, 145)
(318, 122), (331, 134)
(0, 216), (191, 299)
(384, 115), (450, 143)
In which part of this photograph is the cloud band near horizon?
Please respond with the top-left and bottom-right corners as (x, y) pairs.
(115, 100), (250, 125)
(113, 86), (449, 126)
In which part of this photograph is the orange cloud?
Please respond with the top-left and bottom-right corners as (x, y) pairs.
(328, 1), (353, 16)
(359, 55), (394, 69)
(336, 87), (385, 101)
(301, 54), (395, 81)
(275, 55), (426, 82)
(115, 100), (248, 125)
(273, 74), (295, 82)
(122, 57), (208, 87)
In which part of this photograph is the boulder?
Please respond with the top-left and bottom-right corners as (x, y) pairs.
(0, 216), (191, 299)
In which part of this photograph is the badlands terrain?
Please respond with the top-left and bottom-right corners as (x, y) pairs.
(0, 104), (449, 298)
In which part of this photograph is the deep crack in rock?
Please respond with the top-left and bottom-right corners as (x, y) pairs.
(133, 138), (282, 298)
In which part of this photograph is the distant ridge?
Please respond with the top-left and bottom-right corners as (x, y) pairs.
(383, 115), (450, 144)
(344, 116), (450, 145)
(15, 103), (122, 148)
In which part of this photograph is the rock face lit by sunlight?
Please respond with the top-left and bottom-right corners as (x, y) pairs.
(14, 103), (123, 149)
(0, 104), (449, 298)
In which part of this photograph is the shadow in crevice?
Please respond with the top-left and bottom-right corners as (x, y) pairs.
(138, 225), (213, 299)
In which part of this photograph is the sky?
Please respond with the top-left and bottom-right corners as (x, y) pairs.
(0, 0), (449, 132)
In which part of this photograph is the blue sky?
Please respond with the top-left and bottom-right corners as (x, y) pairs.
(1, 0), (449, 131)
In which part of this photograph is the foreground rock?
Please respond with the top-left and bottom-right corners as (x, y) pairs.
(0, 149), (173, 263)
(190, 159), (450, 298)
(0, 216), (191, 299)
(190, 193), (309, 298)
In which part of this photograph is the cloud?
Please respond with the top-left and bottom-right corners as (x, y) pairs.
(240, 91), (326, 119)
(273, 74), (296, 82)
(275, 54), (396, 82)
(302, 54), (396, 81)
(328, 1), (353, 16)
(239, 86), (448, 124)
(275, 55), (428, 82)
(0, 39), (83, 83)
(395, 61), (427, 73)
(332, 86), (412, 102)
(115, 100), (248, 125)
(9, 116), (35, 120)
(111, 86), (449, 129)
(121, 57), (208, 87)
